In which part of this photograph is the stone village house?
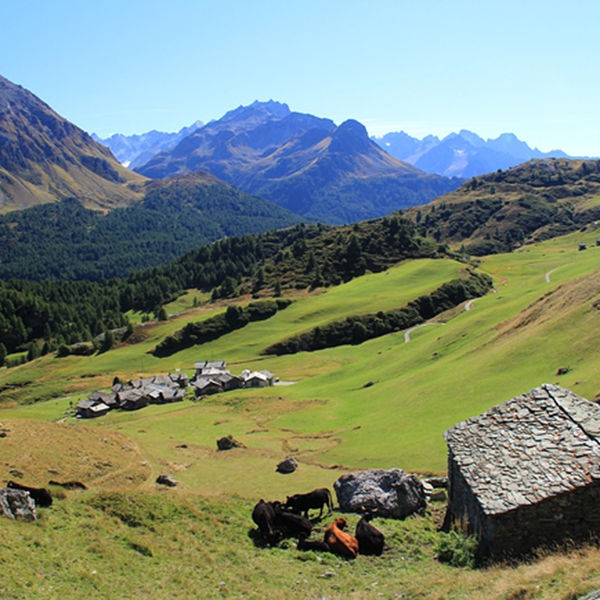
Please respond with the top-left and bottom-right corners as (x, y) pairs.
(443, 384), (600, 558)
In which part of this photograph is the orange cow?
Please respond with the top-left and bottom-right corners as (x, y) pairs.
(324, 517), (359, 559)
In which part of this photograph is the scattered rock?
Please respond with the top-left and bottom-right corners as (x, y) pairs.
(0, 488), (37, 521)
(422, 481), (434, 496)
(334, 468), (426, 519)
(8, 469), (23, 479)
(363, 381), (374, 388)
(176, 443), (188, 449)
(423, 476), (448, 489)
(276, 456), (298, 474)
(156, 474), (178, 487)
(216, 435), (245, 451)
(430, 489), (447, 502)
(556, 367), (570, 376)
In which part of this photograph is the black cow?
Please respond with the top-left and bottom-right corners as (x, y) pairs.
(6, 481), (53, 507)
(355, 515), (384, 556)
(285, 488), (333, 518)
(252, 499), (281, 545)
(272, 502), (312, 539)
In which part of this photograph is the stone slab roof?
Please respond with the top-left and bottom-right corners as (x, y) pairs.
(444, 384), (600, 515)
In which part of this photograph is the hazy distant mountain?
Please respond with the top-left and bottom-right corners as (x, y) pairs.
(137, 101), (460, 223)
(93, 121), (203, 170)
(373, 129), (569, 178)
(0, 74), (145, 212)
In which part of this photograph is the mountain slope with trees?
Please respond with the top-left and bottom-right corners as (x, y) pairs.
(0, 215), (442, 356)
(408, 158), (600, 254)
(0, 172), (302, 280)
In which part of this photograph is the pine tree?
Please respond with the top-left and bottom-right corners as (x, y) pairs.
(0, 342), (6, 366)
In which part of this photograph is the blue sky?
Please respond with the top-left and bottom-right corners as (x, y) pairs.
(3, 0), (599, 155)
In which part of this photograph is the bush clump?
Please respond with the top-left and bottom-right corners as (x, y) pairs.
(153, 299), (291, 357)
(435, 530), (478, 568)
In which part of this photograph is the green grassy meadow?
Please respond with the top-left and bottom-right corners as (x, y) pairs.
(2, 227), (600, 598)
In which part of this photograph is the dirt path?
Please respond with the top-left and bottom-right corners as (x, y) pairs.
(545, 267), (560, 283)
(404, 322), (443, 343)
(464, 299), (476, 311)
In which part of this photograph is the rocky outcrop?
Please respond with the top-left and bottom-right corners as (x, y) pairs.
(0, 488), (37, 521)
(334, 468), (426, 519)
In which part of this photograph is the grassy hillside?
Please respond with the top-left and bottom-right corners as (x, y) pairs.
(2, 228), (600, 598)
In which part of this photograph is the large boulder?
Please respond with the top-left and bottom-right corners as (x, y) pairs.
(276, 456), (298, 474)
(333, 468), (426, 519)
(0, 488), (37, 521)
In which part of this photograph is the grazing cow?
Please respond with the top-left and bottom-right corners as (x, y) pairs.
(48, 480), (87, 490)
(355, 515), (385, 555)
(252, 499), (281, 545)
(272, 502), (312, 539)
(325, 517), (359, 559)
(285, 488), (333, 518)
(6, 481), (53, 507)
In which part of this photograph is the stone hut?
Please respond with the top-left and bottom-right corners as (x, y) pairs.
(443, 384), (600, 559)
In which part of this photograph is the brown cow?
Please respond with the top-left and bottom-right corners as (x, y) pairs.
(324, 517), (359, 559)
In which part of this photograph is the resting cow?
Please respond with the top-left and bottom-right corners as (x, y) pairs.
(355, 515), (384, 555)
(6, 481), (53, 507)
(285, 488), (333, 518)
(252, 499), (281, 545)
(325, 517), (359, 559)
(272, 502), (312, 539)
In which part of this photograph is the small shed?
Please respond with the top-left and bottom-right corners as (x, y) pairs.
(443, 384), (600, 558)
(243, 371), (270, 388)
(192, 377), (223, 397)
(76, 399), (111, 419)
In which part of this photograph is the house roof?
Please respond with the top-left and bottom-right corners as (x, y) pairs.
(444, 384), (600, 516)
(194, 360), (226, 370)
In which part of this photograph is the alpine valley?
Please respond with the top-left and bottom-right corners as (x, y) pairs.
(1, 72), (600, 600)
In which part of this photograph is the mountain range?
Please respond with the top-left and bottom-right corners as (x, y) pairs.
(135, 101), (461, 224)
(0, 75), (145, 212)
(92, 120), (203, 170)
(373, 129), (570, 178)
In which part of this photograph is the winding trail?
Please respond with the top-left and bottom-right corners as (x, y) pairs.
(404, 322), (443, 343)
(545, 267), (560, 283)
(464, 298), (476, 311)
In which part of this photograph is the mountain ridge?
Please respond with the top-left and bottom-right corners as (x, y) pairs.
(0, 74), (145, 212)
(136, 101), (460, 223)
(373, 129), (570, 178)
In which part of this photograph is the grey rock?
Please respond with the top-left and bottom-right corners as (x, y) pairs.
(0, 488), (37, 521)
(334, 468), (426, 519)
(276, 456), (298, 474)
(156, 474), (178, 487)
(423, 476), (448, 489)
